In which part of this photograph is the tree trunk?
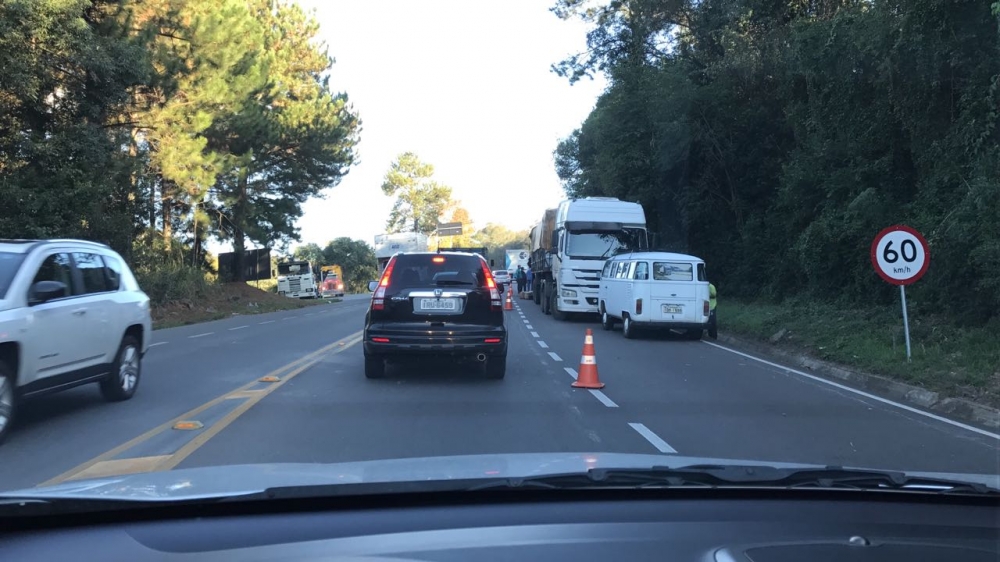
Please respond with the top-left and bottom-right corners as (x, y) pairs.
(161, 179), (173, 252)
(232, 168), (249, 281)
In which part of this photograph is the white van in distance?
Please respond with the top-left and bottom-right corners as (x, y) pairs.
(598, 251), (711, 339)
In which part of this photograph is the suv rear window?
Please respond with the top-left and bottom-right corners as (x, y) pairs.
(0, 252), (26, 299)
(388, 254), (487, 290)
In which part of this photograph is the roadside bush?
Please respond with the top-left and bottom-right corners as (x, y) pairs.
(134, 263), (216, 307)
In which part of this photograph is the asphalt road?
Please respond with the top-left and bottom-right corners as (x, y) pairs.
(0, 293), (997, 491)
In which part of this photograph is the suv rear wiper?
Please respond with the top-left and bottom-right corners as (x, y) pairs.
(466, 465), (999, 496)
(434, 280), (474, 286)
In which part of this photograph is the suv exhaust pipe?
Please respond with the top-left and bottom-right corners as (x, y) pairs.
(476, 353), (487, 362)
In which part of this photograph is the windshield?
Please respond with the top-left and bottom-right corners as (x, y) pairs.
(565, 229), (646, 259)
(1, 0), (997, 512)
(0, 252), (25, 299)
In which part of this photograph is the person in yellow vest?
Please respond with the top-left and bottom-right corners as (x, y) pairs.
(708, 282), (718, 339)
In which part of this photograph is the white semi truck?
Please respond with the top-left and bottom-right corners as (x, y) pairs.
(276, 260), (318, 299)
(374, 232), (429, 273)
(529, 197), (648, 319)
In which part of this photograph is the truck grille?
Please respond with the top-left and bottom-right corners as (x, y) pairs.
(289, 279), (301, 291)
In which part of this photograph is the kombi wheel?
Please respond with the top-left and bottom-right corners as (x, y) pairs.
(601, 307), (614, 331)
(622, 315), (636, 339)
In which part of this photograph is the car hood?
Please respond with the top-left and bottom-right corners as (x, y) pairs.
(4, 452), (998, 501)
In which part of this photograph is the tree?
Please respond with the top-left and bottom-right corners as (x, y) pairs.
(322, 237), (377, 293)
(0, 0), (150, 255)
(381, 152), (453, 235)
(293, 242), (324, 265)
(474, 223), (530, 266)
(438, 204), (475, 247)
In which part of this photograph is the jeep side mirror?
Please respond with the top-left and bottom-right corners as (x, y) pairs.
(29, 280), (68, 305)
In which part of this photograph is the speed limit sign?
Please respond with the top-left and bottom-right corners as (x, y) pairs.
(870, 225), (930, 286)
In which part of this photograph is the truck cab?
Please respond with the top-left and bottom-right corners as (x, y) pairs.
(532, 198), (648, 319)
(276, 261), (318, 299)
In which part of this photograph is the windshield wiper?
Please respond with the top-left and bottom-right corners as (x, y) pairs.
(434, 280), (474, 286)
(466, 465), (999, 495)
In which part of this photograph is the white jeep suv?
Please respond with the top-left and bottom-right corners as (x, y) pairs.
(0, 239), (152, 443)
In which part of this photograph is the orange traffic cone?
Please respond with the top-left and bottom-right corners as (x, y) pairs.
(504, 291), (514, 311)
(572, 329), (604, 389)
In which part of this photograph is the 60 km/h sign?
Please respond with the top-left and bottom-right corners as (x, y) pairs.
(871, 225), (930, 362)
(870, 225), (930, 286)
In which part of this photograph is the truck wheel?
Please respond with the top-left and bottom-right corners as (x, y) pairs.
(551, 293), (568, 321)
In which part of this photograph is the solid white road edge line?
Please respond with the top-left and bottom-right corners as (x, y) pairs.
(548, 352), (562, 362)
(701, 340), (1000, 440)
(629, 422), (677, 454)
(589, 390), (618, 408)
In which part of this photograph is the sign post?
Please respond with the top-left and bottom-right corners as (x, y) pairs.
(870, 225), (930, 362)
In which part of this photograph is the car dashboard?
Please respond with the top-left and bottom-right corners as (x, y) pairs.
(1, 489), (997, 561)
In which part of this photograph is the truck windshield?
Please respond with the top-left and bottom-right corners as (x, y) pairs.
(278, 263), (310, 275)
(565, 229), (646, 259)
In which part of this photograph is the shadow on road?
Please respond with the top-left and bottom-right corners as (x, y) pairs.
(12, 387), (105, 432)
(378, 357), (503, 384)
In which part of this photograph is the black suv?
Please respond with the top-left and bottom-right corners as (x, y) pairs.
(363, 252), (507, 379)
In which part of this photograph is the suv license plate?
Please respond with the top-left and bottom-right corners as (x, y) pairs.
(662, 304), (683, 314)
(418, 298), (458, 311)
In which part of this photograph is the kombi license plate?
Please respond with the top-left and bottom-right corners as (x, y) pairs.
(662, 304), (683, 314)
(418, 298), (458, 311)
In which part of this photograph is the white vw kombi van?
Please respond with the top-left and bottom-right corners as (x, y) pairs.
(598, 252), (711, 339)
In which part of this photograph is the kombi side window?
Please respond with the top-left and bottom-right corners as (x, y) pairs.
(652, 262), (693, 281)
(634, 262), (649, 280)
(602, 261), (614, 278)
(697, 263), (707, 282)
(616, 262), (632, 279)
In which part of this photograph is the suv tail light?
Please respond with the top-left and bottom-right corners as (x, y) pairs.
(479, 261), (502, 311)
(372, 257), (396, 311)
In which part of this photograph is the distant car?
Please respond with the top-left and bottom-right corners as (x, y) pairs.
(364, 252), (507, 379)
(0, 239), (153, 444)
(492, 270), (511, 291)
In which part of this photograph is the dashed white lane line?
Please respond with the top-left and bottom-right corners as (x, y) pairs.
(701, 341), (1000, 440)
(148, 342), (168, 348)
(258, 320), (275, 325)
(526, 325), (533, 330)
(629, 423), (677, 453)
(304, 312), (315, 316)
(229, 325), (248, 331)
(522, 319), (529, 324)
(547, 352), (562, 362)
(530, 331), (539, 338)
(537, 340), (549, 349)
(563, 367), (618, 407)
(589, 390), (619, 408)
(282, 317), (295, 321)
(188, 332), (213, 339)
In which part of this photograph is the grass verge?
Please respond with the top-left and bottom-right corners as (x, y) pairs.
(719, 298), (1000, 408)
(152, 282), (329, 329)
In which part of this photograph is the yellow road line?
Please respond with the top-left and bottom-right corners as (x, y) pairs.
(157, 335), (361, 471)
(39, 331), (363, 487)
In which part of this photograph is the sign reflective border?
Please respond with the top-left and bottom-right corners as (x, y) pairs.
(870, 225), (930, 286)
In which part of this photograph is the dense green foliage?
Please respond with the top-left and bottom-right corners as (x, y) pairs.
(381, 152), (453, 235)
(554, 0), (999, 324)
(0, 0), (359, 277)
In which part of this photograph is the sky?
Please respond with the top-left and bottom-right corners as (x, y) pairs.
(213, 0), (605, 254)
